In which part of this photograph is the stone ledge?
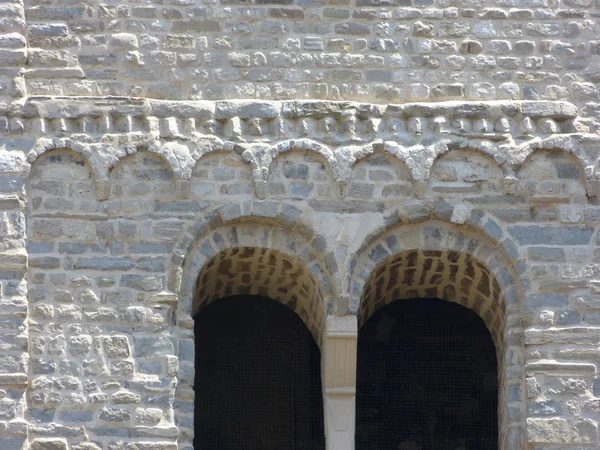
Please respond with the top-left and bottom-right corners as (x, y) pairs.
(7, 97), (579, 121)
(525, 360), (597, 376)
(0, 195), (23, 210)
(0, 374), (27, 386)
(0, 421), (27, 438)
(0, 249), (27, 271)
(133, 426), (178, 438)
(0, 297), (27, 318)
(525, 326), (600, 345)
(124, 443), (177, 450)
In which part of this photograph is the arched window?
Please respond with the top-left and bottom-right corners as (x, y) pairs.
(356, 298), (498, 450)
(194, 296), (325, 450)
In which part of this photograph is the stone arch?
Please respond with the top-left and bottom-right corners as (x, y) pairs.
(148, 135), (227, 181)
(190, 150), (254, 198)
(382, 139), (503, 185)
(511, 136), (592, 192)
(350, 222), (521, 330)
(266, 148), (336, 200)
(108, 150), (177, 213)
(349, 220), (525, 450)
(428, 148), (504, 197)
(269, 139), (337, 175)
(240, 140), (337, 199)
(27, 148), (98, 213)
(426, 139), (507, 182)
(347, 151), (415, 201)
(27, 138), (123, 184)
(511, 135), (587, 169)
(517, 148), (587, 200)
(175, 217), (335, 448)
(359, 249), (505, 345)
(176, 213), (338, 339)
(382, 141), (425, 182)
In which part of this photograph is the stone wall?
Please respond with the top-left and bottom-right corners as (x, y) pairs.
(0, 97), (597, 449)
(0, 1), (600, 449)
(0, 1), (600, 115)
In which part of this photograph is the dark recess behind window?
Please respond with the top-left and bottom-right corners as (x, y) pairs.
(194, 296), (325, 450)
(356, 298), (498, 450)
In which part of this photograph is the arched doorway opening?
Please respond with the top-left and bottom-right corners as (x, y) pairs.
(194, 296), (325, 450)
(191, 247), (327, 450)
(356, 298), (498, 450)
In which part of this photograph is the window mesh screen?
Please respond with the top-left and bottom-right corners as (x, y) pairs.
(356, 298), (498, 450)
(194, 296), (325, 450)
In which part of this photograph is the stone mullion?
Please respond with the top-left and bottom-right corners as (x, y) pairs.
(322, 315), (357, 450)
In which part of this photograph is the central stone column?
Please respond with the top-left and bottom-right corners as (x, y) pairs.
(322, 315), (358, 450)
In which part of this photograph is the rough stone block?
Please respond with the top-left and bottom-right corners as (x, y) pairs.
(30, 439), (68, 450)
(509, 226), (594, 245)
(527, 418), (597, 444)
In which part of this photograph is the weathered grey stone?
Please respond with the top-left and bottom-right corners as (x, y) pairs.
(134, 335), (174, 358)
(527, 418), (597, 444)
(509, 226), (594, 245)
(74, 258), (135, 271)
(30, 439), (68, 450)
(71, 443), (102, 450)
(119, 275), (163, 291)
(5, 0), (600, 446)
(125, 443), (177, 450)
(215, 101), (278, 119)
(524, 294), (568, 308)
(525, 327), (600, 345)
(61, 410), (93, 422)
(526, 360), (597, 376)
(111, 390), (141, 404)
(528, 247), (566, 262)
(528, 400), (562, 417)
(0, 250), (27, 270)
(98, 408), (131, 423)
(102, 336), (130, 358)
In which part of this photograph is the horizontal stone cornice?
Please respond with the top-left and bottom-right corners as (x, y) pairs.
(4, 97), (600, 199)
(1, 98), (582, 144)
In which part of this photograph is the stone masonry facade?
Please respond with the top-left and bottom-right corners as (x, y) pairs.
(2, 0), (600, 449)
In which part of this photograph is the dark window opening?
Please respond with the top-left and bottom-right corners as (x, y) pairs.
(194, 295), (325, 450)
(356, 298), (498, 450)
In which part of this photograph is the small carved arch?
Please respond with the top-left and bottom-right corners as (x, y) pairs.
(347, 151), (415, 200)
(190, 150), (254, 198)
(27, 139), (102, 181)
(148, 135), (227, 180)
(27, 148), (97, 212)
(266, 148), (337, 201)
(382, 141), (426, 182)
(270, 139), (337, 174)
(517, 148), (587, 199)
(428, 148), (504, 196)
(108, 151), (177, 212)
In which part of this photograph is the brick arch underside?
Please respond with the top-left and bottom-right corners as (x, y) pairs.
(359, 250), (504, 349)
(193, 246), (326, 344)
